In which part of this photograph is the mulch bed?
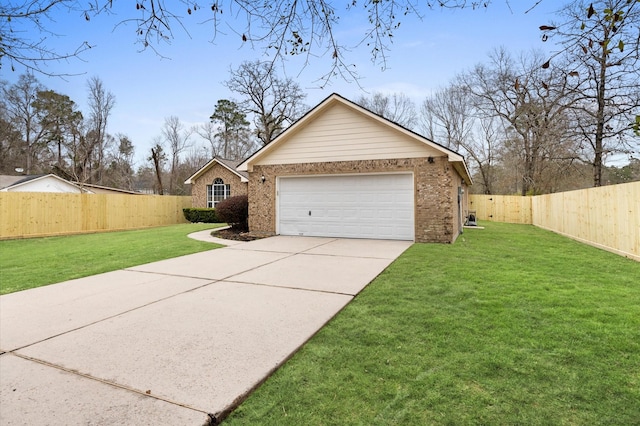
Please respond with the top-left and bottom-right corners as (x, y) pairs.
(213, 227), (266, 242)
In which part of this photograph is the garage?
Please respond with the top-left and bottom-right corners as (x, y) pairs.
(238, 93), (473, 243)
(277, 173), (414, 240)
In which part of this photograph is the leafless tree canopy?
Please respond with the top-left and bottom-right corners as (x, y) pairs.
(85, 76), (116, 184)
(1, 74), (46, 174)
(0, 1), (93, 75)
(544, 0), (640, 186)
(225, 60), (308, 145)
(420, 85), (473, 152)
(2, 1), (638, 194)
(162, 115), (193, 195)
(1, 0), (489, 80)
(357, 92), (418, 130)
(458, 48), (582, 195)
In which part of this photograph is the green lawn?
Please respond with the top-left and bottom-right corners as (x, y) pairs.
(0, 223), (224, 295)
(225, 223), (640, 425)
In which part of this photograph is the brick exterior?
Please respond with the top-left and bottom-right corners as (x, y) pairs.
(190, 163), (247, 208)
(247, 157), (467, 243)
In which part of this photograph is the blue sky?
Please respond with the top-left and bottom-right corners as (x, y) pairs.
(2, 1), (561, 167)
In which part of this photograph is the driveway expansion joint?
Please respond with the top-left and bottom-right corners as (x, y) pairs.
(223, 279), (358, 297)
(3, 277), (220, 352)
(9, 351), (210, 415)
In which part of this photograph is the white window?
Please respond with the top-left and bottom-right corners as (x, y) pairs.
(207, 178), (231, 207)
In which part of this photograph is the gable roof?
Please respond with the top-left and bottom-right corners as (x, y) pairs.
(183, 157), (249, 185)
(0, 174), (92, 193)
(237, 93), (472, 184)
(0, 174), (42, 189)
(75, 182), (141, 195)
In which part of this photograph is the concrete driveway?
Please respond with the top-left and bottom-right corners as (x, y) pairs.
(0, 234), (411, 425)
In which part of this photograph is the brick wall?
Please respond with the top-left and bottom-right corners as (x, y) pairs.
(191, 163), (247, 208)
(247, 157), (464, 243)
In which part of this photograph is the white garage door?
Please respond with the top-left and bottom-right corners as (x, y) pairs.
(278, 174), (414, 240)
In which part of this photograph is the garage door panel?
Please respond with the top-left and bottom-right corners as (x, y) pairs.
(378, 210), (393, 219)
(278, 174), (414, 241)
(357, 194), (376, 203)
(281, 209), (308, 220)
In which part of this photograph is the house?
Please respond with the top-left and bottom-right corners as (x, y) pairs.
(0, 174), (91, 193)
(76, 183), (141, 195)
(184, 157), (249, 208)
(237, 93), (473, 243)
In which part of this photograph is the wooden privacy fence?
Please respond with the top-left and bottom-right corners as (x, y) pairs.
(469, 195), (533, 224)
(0, 193), (192, 240)
(470, 181), (640, 262)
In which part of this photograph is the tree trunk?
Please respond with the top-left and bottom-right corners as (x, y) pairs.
(593, 43), (608, 187)
(151, 147), (164, 195)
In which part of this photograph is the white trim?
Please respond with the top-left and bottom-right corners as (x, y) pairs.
(276, 170), (414, 180)
(184, 158), (248, 184)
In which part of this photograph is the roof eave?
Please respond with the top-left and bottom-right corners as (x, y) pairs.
(4, 174), (90, 192)
(238, 93), (471, 172)
(452, 160), (473, 186)
(184, 158), (248, 184)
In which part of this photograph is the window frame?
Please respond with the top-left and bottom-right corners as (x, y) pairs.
(207, 178), (231, 208)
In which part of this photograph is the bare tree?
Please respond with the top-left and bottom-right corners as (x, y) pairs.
(357, 92), (418, 130)
(197, 120), (258, 161)
(103, 134), (135, 190)
(197, 121), (221, 158)
(461, 48), (580, 195)
(420, 85), (473, 151)
(472, 116), (502, 194)
(0, 96), (24, 174)
(85, 76), (116, 184)
(148, 139), (166, 195)
(67, 122), (94, 183)
(225, 60), (308, 145)
(162, 116), (192, 194)
(133, 165), (157, 194)
(465, 116), (505, 194)
(182, 145), (210, 171)
(420, 83), (501, 193)
(545, 0), (640, 186)
(1, 73), (48, 173)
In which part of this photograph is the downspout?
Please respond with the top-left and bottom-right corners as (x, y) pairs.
(458, 186), (464, 235)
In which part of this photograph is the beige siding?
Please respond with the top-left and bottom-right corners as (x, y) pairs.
(257, 103), (441, 165)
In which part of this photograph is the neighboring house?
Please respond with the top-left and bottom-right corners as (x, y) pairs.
(0, 174), (92, 193)
(238, 93), (473, 243)
(76, 183), (141, 195)
(184, 157), (249, 208)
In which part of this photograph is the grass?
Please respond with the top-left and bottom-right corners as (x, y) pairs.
(225, 222), (640, 425)
(0, 223), (225, 295)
